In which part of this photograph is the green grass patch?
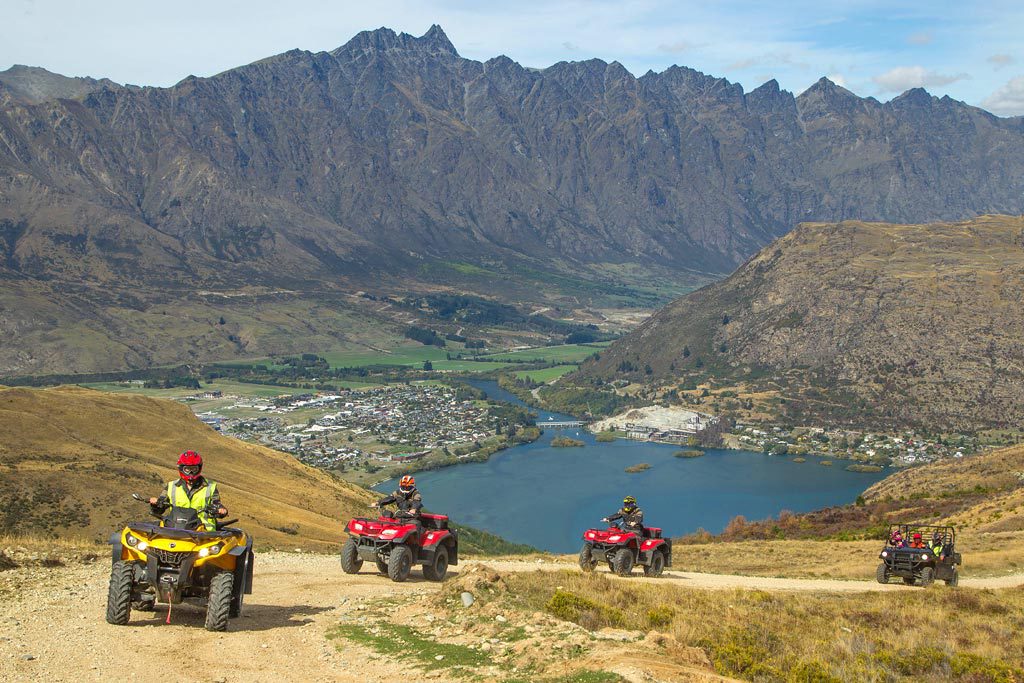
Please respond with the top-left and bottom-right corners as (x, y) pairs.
(328, 623), (491, 672)
(321, 346), (450, 368)
(513, 364), (579, 383)
(483, 344), (607, 363)
(505, 672), (625, 683)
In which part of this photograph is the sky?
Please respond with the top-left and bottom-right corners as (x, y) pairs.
(3, 0), (1023, 115)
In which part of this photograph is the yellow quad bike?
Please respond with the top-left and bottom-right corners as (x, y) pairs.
(105, 493), (254, 631)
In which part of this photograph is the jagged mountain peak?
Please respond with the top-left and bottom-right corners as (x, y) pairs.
(799, 76), (857, 99)
(0, 63), (120, 103)
(334, 25), (459, 58)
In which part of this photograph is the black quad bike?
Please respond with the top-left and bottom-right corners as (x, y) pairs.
(877, 524), (960, 587)
(106, 494), (254, 630)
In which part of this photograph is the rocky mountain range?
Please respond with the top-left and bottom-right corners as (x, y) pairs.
(2, 26), (1024, 375)
(585, 215), (1024, 431)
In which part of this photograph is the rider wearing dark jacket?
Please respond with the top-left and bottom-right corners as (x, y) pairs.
(605, 496), (644, 534)
(375, 475), (423, 520)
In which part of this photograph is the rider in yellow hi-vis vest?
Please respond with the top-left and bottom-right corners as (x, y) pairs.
(148, 451), (228, 531)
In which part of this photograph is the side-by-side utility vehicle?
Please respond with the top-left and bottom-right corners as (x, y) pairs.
(877, 524), (960, 587)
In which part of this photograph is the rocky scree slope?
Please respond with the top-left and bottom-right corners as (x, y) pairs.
(586, 215), (1024, 430)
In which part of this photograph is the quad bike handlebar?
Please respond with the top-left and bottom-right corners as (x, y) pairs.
(131, 493), (231, 525)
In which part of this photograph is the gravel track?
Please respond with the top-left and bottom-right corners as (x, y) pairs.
(2, 553), (1021, 681)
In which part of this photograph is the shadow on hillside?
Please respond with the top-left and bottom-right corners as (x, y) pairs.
(127, 603), (333, 632)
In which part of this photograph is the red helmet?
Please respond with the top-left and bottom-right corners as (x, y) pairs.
(399, 475), (415, 494)
(177, 450), (203, 484)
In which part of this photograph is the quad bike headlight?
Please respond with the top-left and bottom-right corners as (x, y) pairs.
(198, 544), (223, 558)
(921, 554), (928, 561)
(381, 529), (398, 538)
(137, 541), (149, 551)
(125, 534), (138, 547)
(881, 551), (888, 558)
(353, 522), (364, 531)
(585, 531), (596, 540)
(608, 535), (622, 543)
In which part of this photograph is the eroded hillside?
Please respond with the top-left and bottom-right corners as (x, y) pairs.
(587, 215), (1024, 430)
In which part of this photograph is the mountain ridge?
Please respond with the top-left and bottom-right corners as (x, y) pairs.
(2, 26), (1024, 375)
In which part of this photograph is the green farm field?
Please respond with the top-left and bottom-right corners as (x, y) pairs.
(481, 342), (610, 363)
(513, 365), (579, 382)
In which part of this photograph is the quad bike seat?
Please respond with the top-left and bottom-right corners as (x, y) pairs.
(420, 513), (449, 530)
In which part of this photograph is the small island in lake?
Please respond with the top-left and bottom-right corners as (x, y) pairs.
(819, 460), (833, 467)
(845, 464), (884, 473)
(551, 436), (585, 448)
(792, 457), (807, 463)
(674, 449), (704, 458)
(625, 463), (651, 473)
(595, 431), (617, 442)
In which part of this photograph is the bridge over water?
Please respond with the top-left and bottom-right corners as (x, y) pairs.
(542, 420), (586, 428)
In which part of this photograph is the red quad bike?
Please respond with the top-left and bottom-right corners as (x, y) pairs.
(579, 519), (672, 577)
(341, 505), (458, 582)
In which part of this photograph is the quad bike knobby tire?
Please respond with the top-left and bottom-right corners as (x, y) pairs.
(578, 545), (597, 572)
(106, 561), (134, 625)
(643, 550), (666, 577)
(875, 563), (890, 584)
(903, 576), (916, 585)
(205, 572), (234, 632)
(945, 568), (959, 587)
(612, 548), (634, 577)
(133, 596), (155, 612)
(341, 538), (363, 574)
(919, 567), (935, 587)
(375, 559), (388, 574)
(388, 545), (413, 582)
(230, 588), (244, 618)
(423, 546), (449, 582)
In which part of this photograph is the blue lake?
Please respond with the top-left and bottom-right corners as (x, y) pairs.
(377, 380), (888, 552)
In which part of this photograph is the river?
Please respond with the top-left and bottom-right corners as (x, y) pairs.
(376, 380), (888, 552)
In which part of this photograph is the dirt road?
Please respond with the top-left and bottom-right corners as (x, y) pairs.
(2, 553), (1021, 682)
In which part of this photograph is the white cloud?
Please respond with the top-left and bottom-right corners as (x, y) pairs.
(987, 54), (1015, 70)
(562, 41), (578, 51)
(907, 31), (932, 45)
(656, 40), (698, 54)
(872, 66), (969, 92)
(982, 76), (1024, 116)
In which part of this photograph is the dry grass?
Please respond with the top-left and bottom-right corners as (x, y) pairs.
(500, 569), (1024, 682)
(0, 385), (374, 550)
(672, 533), (1024, 580)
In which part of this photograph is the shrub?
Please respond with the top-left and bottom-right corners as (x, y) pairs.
(647, 605), (674, 628)
(546, 590), (624, 629)
(787, 661), (841, 683)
